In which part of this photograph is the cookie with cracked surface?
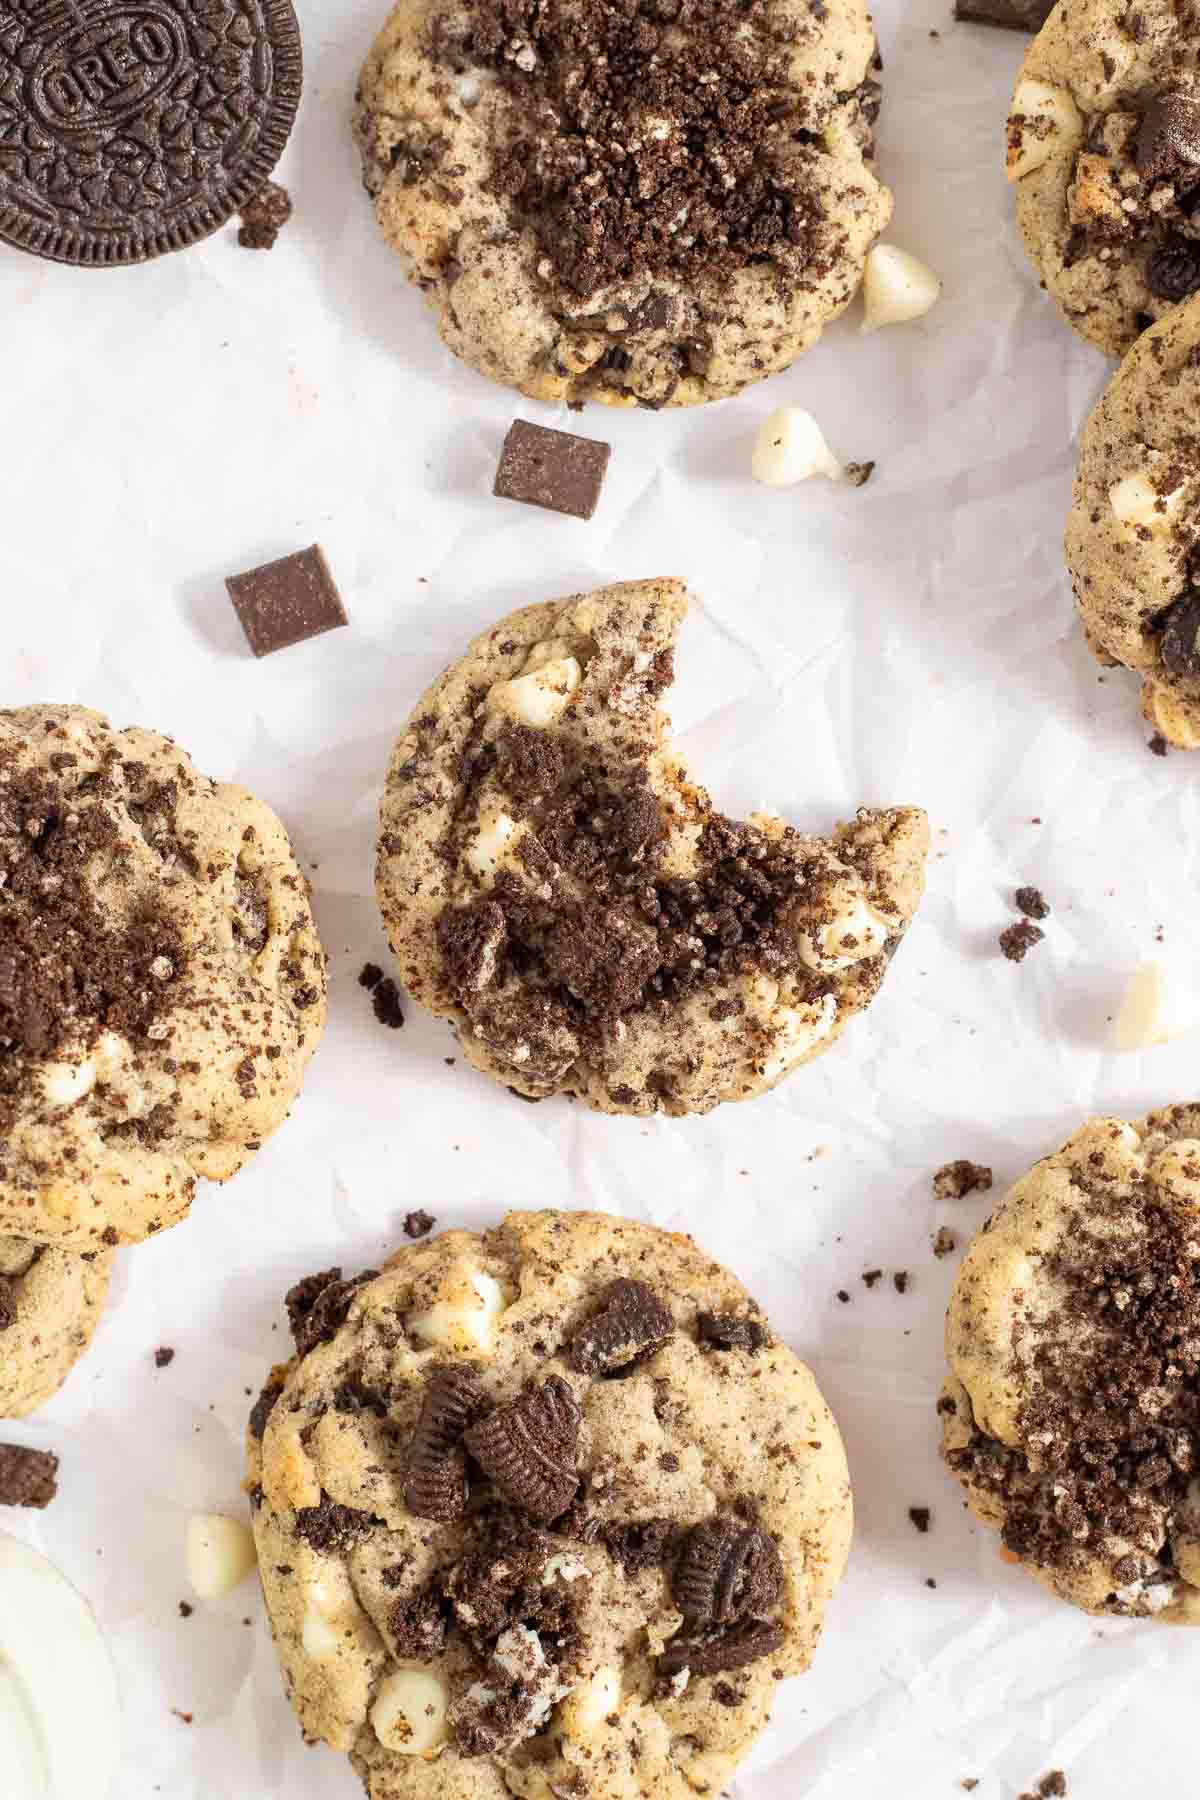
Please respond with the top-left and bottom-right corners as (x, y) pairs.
(1007, 1), (1200, 357)
(247, 1209), (853, 1797)
(0, 1235), (112, 1418)
(352, 0), (889, 406)
(375, 580), (928, 1115)
(0, 706), (327, 1249)
(1066, 296), (1200, 746)
(940, 1109), (1200, 1621)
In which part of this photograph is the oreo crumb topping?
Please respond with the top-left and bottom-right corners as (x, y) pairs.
(237, 180), (293, 250)
(932, 1227), (957, 1259)
(933, 1161), (993, 1201)
(371, 976), (405, 1029)
(908, 1506), (931, 1533)
(1015, 886), (1050, 920)
(602, 1516), (682, 1574)
(465, 1375), (581, 1521)
(0, 1442), (59, 1508)
(404, 1362), (486, 1521)
(673, 1516), (784, 1625)
(893, 1270), (910, 1294)
(403, 1209), (436, 1238)
(1149, 733), (1169, 757)
(696, 1311), (769, 1353)
(285, 1267), (378, 1358)
(0, 1274), (17, 1332)
(448, 0), (868, 303)
(658, 1617), (785, 1678)
(154, 1347), (176, 1369)
(249, 1373), (285, 1440)
(1159, 592), (1200, 676)
(389, 1585), (448, 1660)
(565, 1278), (675, 1375)
(293, 1495), (376, 1551)
(999, 920), (1044, 963)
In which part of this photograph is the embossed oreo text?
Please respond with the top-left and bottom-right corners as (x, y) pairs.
(32, 9), (184, 133)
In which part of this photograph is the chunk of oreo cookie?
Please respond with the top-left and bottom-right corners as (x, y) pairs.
(0, 0), (303, 267)
(404, 1363), (485, 1522)
(673, 1517), (784, 1627)
(658, 1619), (785, 1678)
(696, 1311), (768, 1354)
(565, 1279), (674, 1376)
(464, 1376), (580, 1521)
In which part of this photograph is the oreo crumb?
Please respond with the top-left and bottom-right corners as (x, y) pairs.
(237, 180), (292, 250)
(359, 963), (384, 990)
(893, 1270), (910, 1294)
(154, 1346), (176, 1369)
(861, 1269), (883, 1289)
(1015, 886), (1050, 920)
(1000, 920), (1044, 962)
(179, 1601), (193, 1618)
(933, 1161), (992, 1201)
(371, 977), (405, 1029)
(908, 1506), (931, 1533)
(961, 1782), (979, 1792)
(836, 1289), (851, 1304)
(925, 1576), (937, 1588)
(0, 1444), (59, 1508)
(845, 461), (876, 487)
(1149, 733), (1169, 757)
(404, 1210), (435, 1239)
(932, 1227), (957, 1259)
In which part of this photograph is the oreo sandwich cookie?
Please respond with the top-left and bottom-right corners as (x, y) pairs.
(0, 0), (302, 265)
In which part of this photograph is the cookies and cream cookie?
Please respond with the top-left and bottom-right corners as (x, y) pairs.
(1007, 0), (1200, 357)
(0, 706), (327, 1250)
(375, 580), (928, 1116)
(0, 1236), (112, 1419)
(247, 1209), (853, 1797)
(941, 1109), (1200, 1621)
(353, 0), (890, 406)
(1066, 296), (1200, 746)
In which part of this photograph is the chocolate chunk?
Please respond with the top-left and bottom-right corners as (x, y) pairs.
(673, 1517), (784, 1627)
(0, 0), (301, 267)
(238, 181), (294, 251)
(658, 1619), (785, 1678)
(696, 1312), (768, 1353)
(294, 1495), (374, 1551)
(371, 976), (405, 1029)
(999, 920), (1044, 963)
(603, 1517), (681, 1575)
(1145, 240), (1200, 303)
(1136, 92), (1200, 181)
(493, 421), (611, 520)
(0, 1444), (59, 1509)
(404, 1363), (486, 1521)
(285, 1266), (377, 1357)
(154, 1347), (175, 1369)
(465, 1376), (580, 1520)
(249, 1373), (285, 1440)
(565, 1279), (674, 1375)
(226, 546), (347, 658)
(1015, 886), (1050, 920)
(403, 1209), (435, 1239)
(932, 1161), (993, 1201)
(908, 1506), (931, 1533)
(953, 0), (1054, 25)
(1160, 593), (1200, 674)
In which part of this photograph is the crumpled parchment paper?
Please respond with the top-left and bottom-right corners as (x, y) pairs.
(4, 0), (1198, 1793)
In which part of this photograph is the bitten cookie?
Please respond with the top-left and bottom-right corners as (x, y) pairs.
(0, 1236), (112, 1419)
(247, 1209), (853, 1798)
(0, 706), (327, 1250)
(1007, 0), (1200, 357)
(353, 0), (890, 406)
(375, 580), (928, 1116)
(940, 1109), (1200, 1621)
(1066, 296), (1200, 746)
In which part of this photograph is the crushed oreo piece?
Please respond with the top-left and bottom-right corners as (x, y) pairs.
(285, 1266), (378, 1358)
(450, 1622), (571, 1757)
(673, 1516), (784, 1626)
(861, 1269), (883, 1289)
(370, 976), (405, 1029)
(1145, 240), (1200, 304)
(603, 1517), (681, 1575)
(908, 1506), (931, 1533)
(1135, 93), (1200, 182)
(179, 1601), (193, 1619)
(249, 1373), (285, 1441)
(0, 1443), (59, 1508)
(658, 1618), (785, 1678)
(932, 1227), (958, 1259)
(565, 1279), (674, 1375)
(404, 1363), (486, 1522)
(226, 545), (347, 658)
(933, 1161), (993, 1201)
(1160, 593), (1200, 675)
(894, 1270), (910, 1294)
(389, 1586), (447, 1660)
(294, 1495), (375, 1551)
(154, 1347), (175, 1369)
(1149, 733), (1169, 757)
(464, 1376), (580, 1520)
(493, 420), (611, 520)
(238, 181), (293, 251)
(359, 962), (384, 990)
(999, 920), (1044, 963)
(1015, 886), (1050, 920)
(696, 1311), (768, 1353)
(845, 460), (876, 488)
(953, 0), (1053, 24)
(403, 1209), (435, 1239)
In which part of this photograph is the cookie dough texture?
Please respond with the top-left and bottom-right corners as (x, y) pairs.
(0, 706), (327, 1250)
(1008, 0), (1200, 356)
(353, 0), (890, 405)
(941, 1109), (1200, 1621)
(0, 1237), (112, 1418)
(375, 580), (928, 1116)
(1066, 297), (1200, 746)
(248, 1209), (853, 1798)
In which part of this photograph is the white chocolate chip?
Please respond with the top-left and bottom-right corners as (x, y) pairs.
(488, 657), (582, 729)
(860, 244), (942, 333)
(184, 1514), (257, 1599)
(557, 1663), (620, 1738)
(465, 800), (524, 881)
(1006, 79), (1084, 181)
(409, 1268), (505, 1354)
(1113, 962), (1195, 1051)
(798, 894), (890, 972)
(371, 1667), (450, 1756)
(760, 993), (838, 1081)
(751, 408), (842, 487)
(1108, 467), (1187, 533)
(39, 1057), (96, 1107)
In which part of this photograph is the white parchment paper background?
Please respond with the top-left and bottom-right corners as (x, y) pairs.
(5, 0), (1200, 1792)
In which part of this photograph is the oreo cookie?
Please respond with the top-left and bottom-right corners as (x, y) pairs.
(0, 0), (302, 266)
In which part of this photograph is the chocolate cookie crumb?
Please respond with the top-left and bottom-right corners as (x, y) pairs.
(908, 1506), (931, 1533)
(1038, 1777), (1067, 1799)
(154, 1347), (176, 1369)
(836, 1289), (851, 1304)
(1000, 920), (1045, 962)
(845, 461), (876, 487)
(1015, 886), (1050, 920)
(861, 1269), (883, 1288)
(933, 1161), (993, 1201)
(961, 1780), (979, 1792)
(932, 1227), (957, 1259)
(371, 977), (405, 1030)
(238, 181), (293, 251)
(1149, 733), (1169, 757)
(179, 1601), (193, 1619)
(403, 1210), (435, 1239)
(359, 963), (384, 990)
(0, 1443), (59, 1508)
(893, 1271), (910, 1294)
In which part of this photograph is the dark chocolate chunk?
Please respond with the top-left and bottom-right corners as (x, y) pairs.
(1160, 594), (1200, 674)
(0, 0), (301, 268)
(1135, 92), (1200, 182)
(238, 181), (293, 251)
(493, 420), (611, 521)
(565, 1279), (674, 1375)
(0, 1443), (59, 1508)
(673, 1517), (784, 1626)
(154, 1346), (175, 1369)
(464, 1376), (580, 1520)
(1145, 240), (1200, 303)
(285, 1266), (378, 1357)
(226, 546), (347, 658)
(403, 1209), (435, 1239)
(696, 1312), (768, 1353)
(953, 0), (1054, 25)
(404, 1363), (486, 1522)
(658, 1619), (785, 1678)
(932, 1161), (993, 1201)
(294, 1495), (375, 1551)
(999, 920), (1044, 963)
